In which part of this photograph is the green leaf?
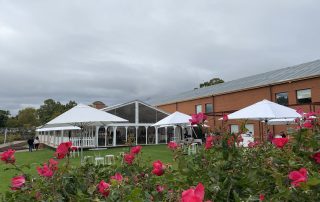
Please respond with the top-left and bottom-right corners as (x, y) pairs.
(307, 177), (320, 186)
(232, 190), (241, 202)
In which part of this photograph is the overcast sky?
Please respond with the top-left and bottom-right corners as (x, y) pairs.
(1, 0), (320, 115)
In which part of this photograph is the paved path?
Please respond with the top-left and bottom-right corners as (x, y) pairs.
(0, 140), (26, 149)
(15, 149), (29, 153)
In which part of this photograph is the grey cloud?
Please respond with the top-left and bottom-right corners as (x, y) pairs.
(0, 0), (320, 115)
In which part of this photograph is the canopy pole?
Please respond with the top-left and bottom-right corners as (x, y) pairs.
(258, 121), (261, 142)
(80, 125), (84, 164)
(264, 119), (268, 143)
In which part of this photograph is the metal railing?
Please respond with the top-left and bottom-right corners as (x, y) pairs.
(38, 135), (95, 148)
(70, 137), (95, 147)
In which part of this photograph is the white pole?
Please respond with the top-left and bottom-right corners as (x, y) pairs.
(165, 127), (168, 143)
(105, 126), (107, 147)
(112, 126), (117, 146)
(125, 126), (128, 143)
(155, 127), (158, 144)
(80, 125), (84, 164)
(60, 130), (64, 145)
(95, 126), (99, 147)
(135, 127), (138, 145)
(4, 128), (7, 144)
(52, 131), (54, 146)
(145, 126), (148, 145)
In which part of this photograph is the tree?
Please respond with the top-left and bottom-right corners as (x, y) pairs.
(0, 110), (10, 127)
(65, 100), (77, 111)
(17, 108), (39, 128)
(37, 99), (77, 125)
(6, 117), (20, 128)
(199, 78), (224, 88)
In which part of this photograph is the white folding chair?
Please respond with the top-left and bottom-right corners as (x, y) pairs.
(188, 143), (198, 155)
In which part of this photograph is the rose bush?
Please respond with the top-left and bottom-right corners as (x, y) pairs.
(1, 111), (320, 201)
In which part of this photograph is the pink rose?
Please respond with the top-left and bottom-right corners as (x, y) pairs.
(37, 164), (54, 178)
(272, 138), (288, 148)
(48, 158), (59, 171)
(1, 149), (16, 164)
(167, 141), (178, 150)
(205, 136), (214, 150)
(97, 180), (110, 197)
(156, 185), (165, 193)
(55, 142), (72, 159)
(124, 153), (135, 165)
(259, 194), (265, 201)
(130, 146), (142, 155)
(110, 172), (123, 183)
(288, 168), (308, 187)
(189, 113), (207, 125)
(181, 183), (205, 202)
(11, 175), (25, 190)
(152, 160), (165, 176)
(303, 121), (313, 129)
(312, 152), (320, 164)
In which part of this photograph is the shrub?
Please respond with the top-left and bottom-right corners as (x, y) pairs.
(1, 111), (320, 201)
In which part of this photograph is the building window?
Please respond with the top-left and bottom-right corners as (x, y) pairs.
(195, 104), (202, 113)
(205, 103), (213, 113)
(230, 125), (239, 134)
(275, 92), (288, 106)
(297, 89), (312, 104)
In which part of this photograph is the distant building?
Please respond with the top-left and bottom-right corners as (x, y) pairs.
(91, 101), (106, 109)
(148, 59), (320, 140)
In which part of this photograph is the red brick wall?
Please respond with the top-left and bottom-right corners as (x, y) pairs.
(157, 77), (320, 141)
(158, 104), (176, 113)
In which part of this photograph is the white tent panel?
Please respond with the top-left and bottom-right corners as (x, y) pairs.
(43, 104), (128, 128)
(152, 111), (191, 127)
(227, 99), (301, 120)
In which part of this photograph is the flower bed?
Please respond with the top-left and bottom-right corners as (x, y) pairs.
(1, 111), (320, 201)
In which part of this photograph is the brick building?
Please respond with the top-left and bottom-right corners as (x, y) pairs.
(91, 101), (107, 109)
(148, 60), (320, 140)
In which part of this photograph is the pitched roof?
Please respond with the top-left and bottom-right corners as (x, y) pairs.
(147, 59), (320, 106)
(101, 99), (170, 115)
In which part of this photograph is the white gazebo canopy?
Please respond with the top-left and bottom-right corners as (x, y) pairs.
(227, 99), (301, 121)
(152, 111), (191, 127)
(41, 104), (128, 162)
(43, 104), (128, 128)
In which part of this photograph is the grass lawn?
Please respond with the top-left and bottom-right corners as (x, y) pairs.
(0, 144), (174, 193)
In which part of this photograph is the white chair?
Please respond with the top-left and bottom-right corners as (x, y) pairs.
(105, 155), (115, 165)
(95, 156), (105, 165)
(188, 143), (198, 155)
